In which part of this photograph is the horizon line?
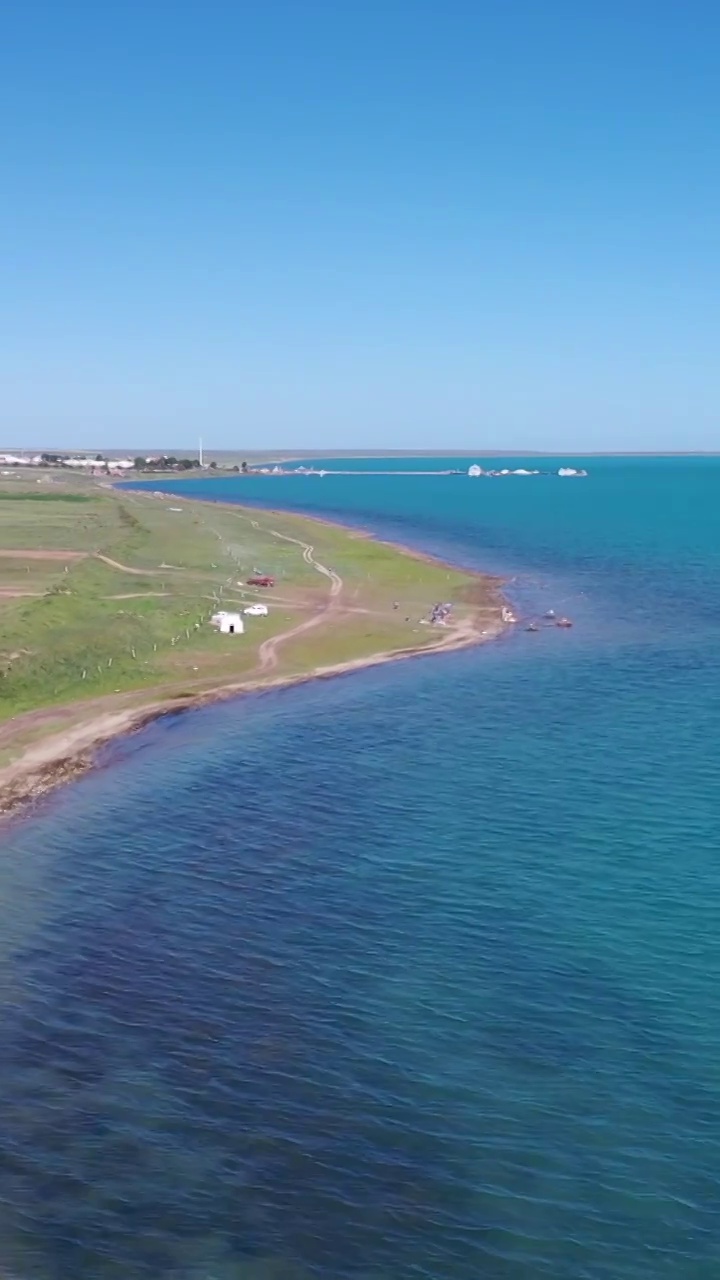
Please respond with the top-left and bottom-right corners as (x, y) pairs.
(4, 447), (720, 459)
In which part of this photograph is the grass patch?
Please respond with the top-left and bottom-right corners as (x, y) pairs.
(0, 492), (92, 502)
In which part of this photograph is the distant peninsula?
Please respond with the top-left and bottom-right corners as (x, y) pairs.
(0, 466), (507, 817)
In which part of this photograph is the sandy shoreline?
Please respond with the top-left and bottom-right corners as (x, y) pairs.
(0, 616), (505, 822)
(0, 501), (509, 821)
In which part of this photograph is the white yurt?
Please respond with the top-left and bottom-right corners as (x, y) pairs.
(219, 612), (243, 635)
(211, 611), (244, 635)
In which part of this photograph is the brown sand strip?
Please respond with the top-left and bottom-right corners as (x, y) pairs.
(0, 550), (86, 560)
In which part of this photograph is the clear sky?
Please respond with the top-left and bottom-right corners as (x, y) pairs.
(2, 1), (719, 451)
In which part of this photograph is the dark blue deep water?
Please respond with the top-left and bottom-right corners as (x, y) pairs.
(2, 458), (720, 1279)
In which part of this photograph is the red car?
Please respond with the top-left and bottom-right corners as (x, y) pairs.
(246, 575), (275, 587)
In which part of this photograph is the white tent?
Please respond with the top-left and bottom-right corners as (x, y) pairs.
(219, 612), (244, 635)
(211, 611), (244, 635)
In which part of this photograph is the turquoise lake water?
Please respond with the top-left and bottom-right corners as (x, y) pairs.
(2, 457), (720, 1278)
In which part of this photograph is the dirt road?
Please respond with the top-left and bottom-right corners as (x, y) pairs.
(0, 550), (86, 560)
(253, 523), (343, 672)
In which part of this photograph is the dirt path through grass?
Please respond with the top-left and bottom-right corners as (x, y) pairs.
(254, 521), (344, 672)
(0, 549), (86, 560)
(94, 554), (173, 575)
(103, 592), (171, 600)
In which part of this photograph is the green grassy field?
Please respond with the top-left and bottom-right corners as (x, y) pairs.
(0, 471), (502, 740)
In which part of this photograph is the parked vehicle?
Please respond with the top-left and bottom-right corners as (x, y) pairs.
(246, 575), (275, 587)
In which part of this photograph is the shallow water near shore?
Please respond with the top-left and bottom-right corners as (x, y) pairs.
(2, 457), (720, 1278)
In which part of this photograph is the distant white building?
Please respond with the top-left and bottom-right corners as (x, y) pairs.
(63, 457), (135, 469)
(468, 464), (483, 477)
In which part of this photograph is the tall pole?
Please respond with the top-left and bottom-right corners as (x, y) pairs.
(199, 435), (203, 467)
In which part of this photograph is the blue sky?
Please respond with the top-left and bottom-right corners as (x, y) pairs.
(2, 1), (719, 451)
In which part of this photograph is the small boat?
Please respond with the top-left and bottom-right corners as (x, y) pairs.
(556, 617), (573, 628)
(544, 609), (556, 619)
(525, 622), (539, 632)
